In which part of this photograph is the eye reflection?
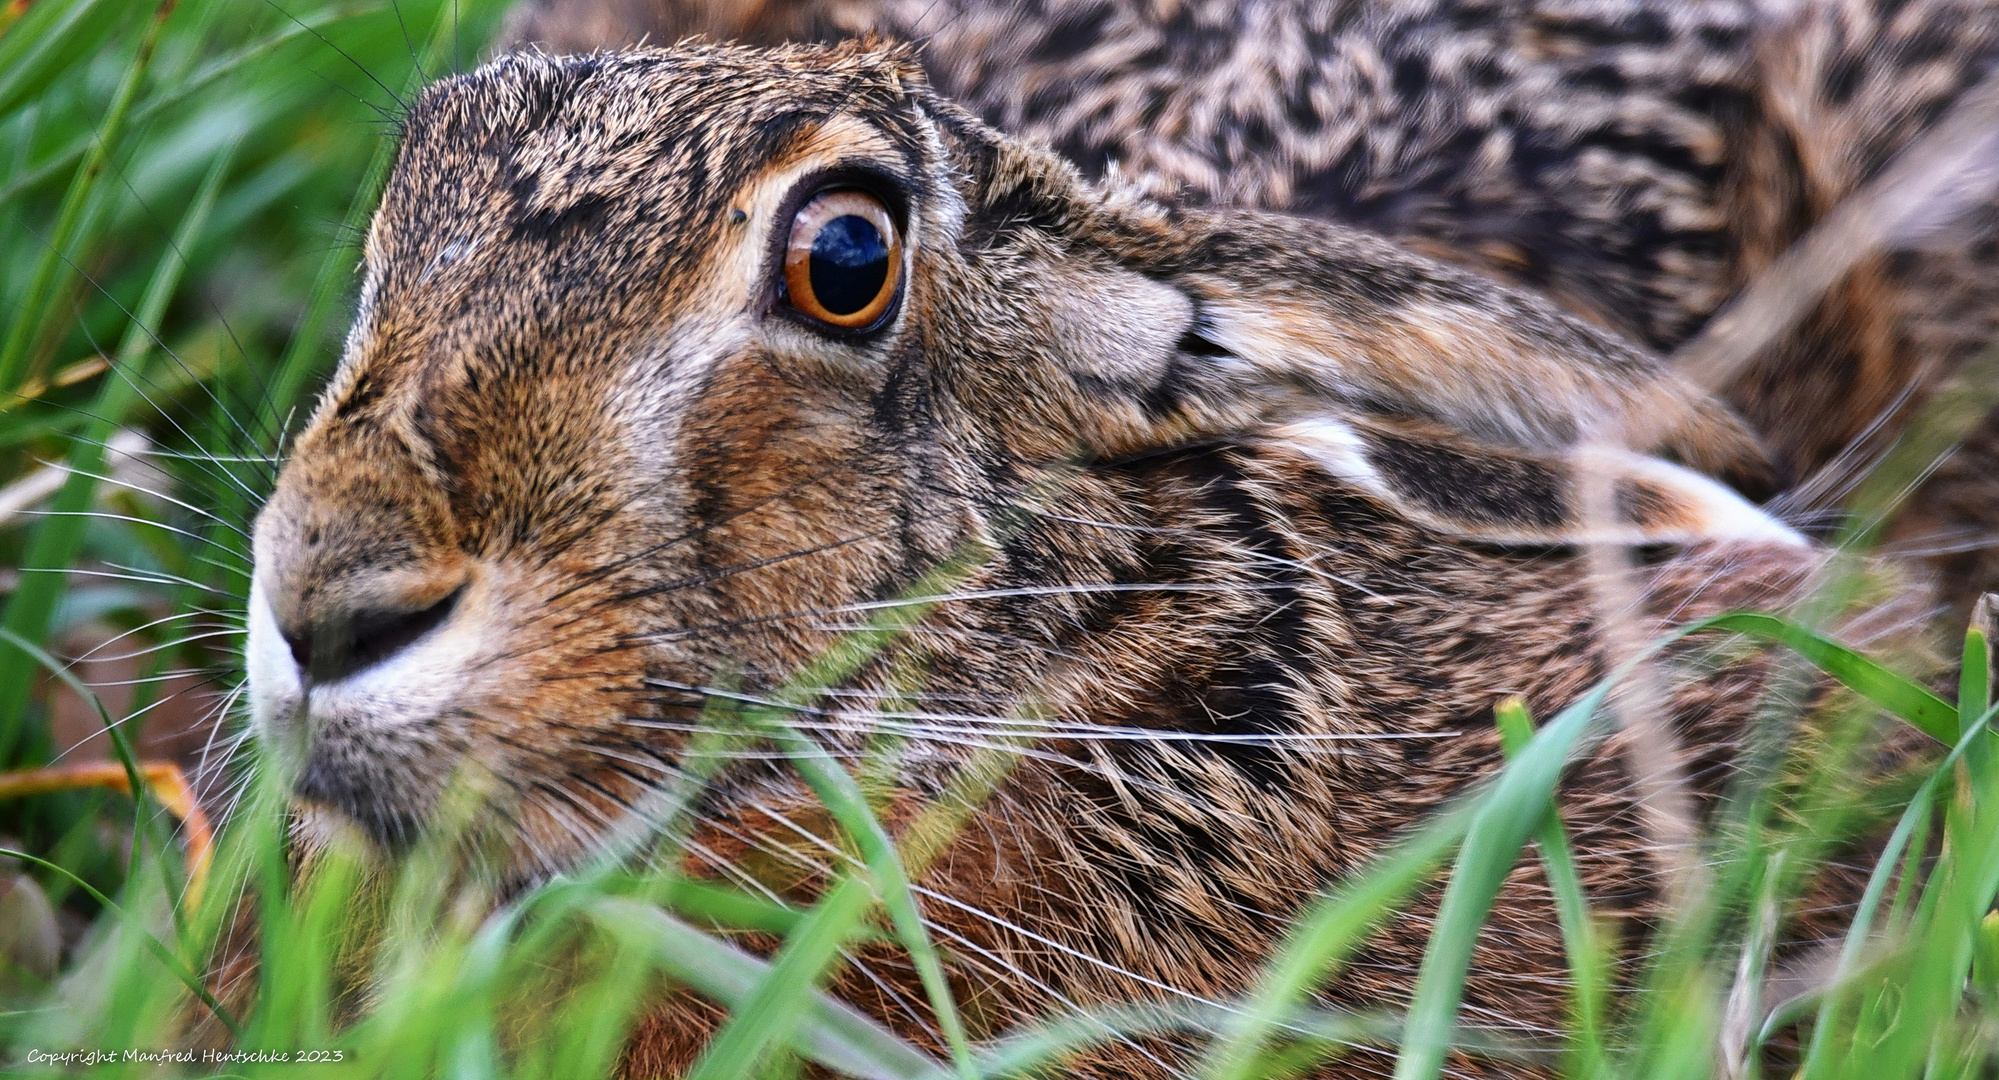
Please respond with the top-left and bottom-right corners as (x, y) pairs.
(783, 189), (901, 330)
(809, 215), (890, 316)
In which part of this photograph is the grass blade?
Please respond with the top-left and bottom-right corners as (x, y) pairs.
(1689, 612), (1958, 743)
(694, 551), (1004, 1080)
(0, 138), (237, 765)
(1495, 698), (1609, 1079)
(594, 896), (951, 1080)
(0, 0), (176, 394)
(1388, 679), (1615, 1080)
(1797, 702), (1998, 1075)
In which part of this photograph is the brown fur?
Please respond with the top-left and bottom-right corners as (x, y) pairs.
(248, 43), (1932, 1078)
(504, 0), (1999, 589)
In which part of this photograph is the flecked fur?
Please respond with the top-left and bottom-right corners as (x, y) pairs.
(505, 0), (1999, 601)
(249, 43), (1934, 1078)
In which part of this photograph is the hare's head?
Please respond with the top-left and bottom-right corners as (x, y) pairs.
(247, 43), (1795, 874)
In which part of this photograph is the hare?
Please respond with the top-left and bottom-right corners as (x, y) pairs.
(246, 42), (1926, 1078)
(503, 0), (1999, 615)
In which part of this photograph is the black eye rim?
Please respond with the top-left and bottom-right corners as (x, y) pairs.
(767, 167), (910, 339)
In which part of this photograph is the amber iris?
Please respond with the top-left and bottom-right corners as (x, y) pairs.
(783, 189), (901, 329)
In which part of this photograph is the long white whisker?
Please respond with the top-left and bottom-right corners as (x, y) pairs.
(73, 665), (230, 689)
(64, 608), (243, 666)
(47, 459), (252, 539)
(196, 683), (253, 782)
(639, 678), (1461, 748)
(681, 806), (1190, 1073)
(17, 509), (251, 564)
(620, 582), (1291, 647)
(63, 628), (247, 667)
(21, 565), (235, 596)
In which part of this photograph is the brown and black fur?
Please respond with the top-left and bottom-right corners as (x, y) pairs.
(250, 44), (1929, 1078)
(505, 0), (1999, 603)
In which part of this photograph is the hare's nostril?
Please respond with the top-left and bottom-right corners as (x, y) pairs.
(300, 586), (464, 686)
(283, 627), (311, 674)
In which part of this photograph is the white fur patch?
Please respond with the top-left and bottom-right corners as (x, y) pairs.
(1269, 417), (1385, 490)
(1273, 416), (1807, 547)
(247, 568), (501, 754)
(246, 578), (304, 749)
(1593, 447), (1807, 547)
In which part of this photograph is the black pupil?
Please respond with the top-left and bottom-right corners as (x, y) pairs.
(808, 214), (890, 317)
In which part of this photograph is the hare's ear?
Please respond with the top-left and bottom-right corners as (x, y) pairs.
(1096, 204), (1785, 498)
(944, 136), (1780, 497)
(1270, 415), (1806, 547)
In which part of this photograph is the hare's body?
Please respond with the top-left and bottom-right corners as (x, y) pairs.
(248, 43), (1926, 1078)
(623, 448), (1836, 1079)
(507, 0), (1999, 601)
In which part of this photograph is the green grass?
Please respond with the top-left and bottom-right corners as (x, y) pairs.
(3, 7), (1999, 1079)
(0, 0), (504, 910)
(8, 580), (1999, 1079)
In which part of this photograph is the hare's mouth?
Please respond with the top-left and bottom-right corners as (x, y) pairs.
(244, 572), (504, 850)
(289, 717), (454, 850)
(244, 562), (678, 870)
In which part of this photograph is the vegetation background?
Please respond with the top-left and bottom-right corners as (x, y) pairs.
(1, 3), (1997, 1078)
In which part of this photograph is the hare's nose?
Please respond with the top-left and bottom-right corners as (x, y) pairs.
(283, 586), (464, 685)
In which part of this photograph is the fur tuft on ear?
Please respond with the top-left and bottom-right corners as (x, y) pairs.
(1272, 415), (1806, 548)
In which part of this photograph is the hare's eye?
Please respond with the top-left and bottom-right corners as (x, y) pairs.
(783, 190), (901, 331)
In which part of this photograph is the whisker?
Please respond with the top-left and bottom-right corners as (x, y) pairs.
(55, 628), (247, 668)
(72, 665), (232, 689)
(681, 802), (1192, 1074)
(64, 608), (242, 666)
(58, 310), (276, 501)
(132, 448), (279, 465)
(915, 884), (1239, 1019)
(94, 560), (239, 596)
(46, 460), (253, 540)
(262, 0), (410, 112)
(613, 582), (1291, 650)
(18, 509), (252, 564)
(96, 177), (291, 467)
(20, 566), (223, 595)
(911, 914), (1193, 1077)
(637, 683), (1458, 748)
(195, 684), (253, 783)
(15, 391), (264, 512)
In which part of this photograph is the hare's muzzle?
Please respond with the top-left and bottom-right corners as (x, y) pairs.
(244, 532), (491, 848)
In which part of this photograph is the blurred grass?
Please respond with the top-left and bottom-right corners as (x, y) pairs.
(2, 5), (1999, 1080)
(0, 0), (510, 877)
(0, 0), (509, 1057)
(8, 584), (1999, 1079)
